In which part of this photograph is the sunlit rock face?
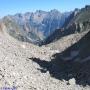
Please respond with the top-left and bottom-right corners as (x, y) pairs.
(44, 5), (90, 44)
(1, 10), (71, 45)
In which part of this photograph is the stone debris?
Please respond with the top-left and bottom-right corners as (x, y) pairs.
(68, 78), (76, 85)
(0, 32), (89, 90)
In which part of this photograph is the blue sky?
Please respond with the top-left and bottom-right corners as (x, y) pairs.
(0, 0), (90, 17)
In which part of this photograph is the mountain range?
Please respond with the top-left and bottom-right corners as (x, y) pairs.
(0, 5), (90, 45)
(0, 10), (70, 45)
(44, 5), (90, 44)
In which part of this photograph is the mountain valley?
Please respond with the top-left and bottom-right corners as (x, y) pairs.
(0, 5), (90, 90)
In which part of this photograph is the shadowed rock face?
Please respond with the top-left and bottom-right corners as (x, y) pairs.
(31, 31), (90, 86)
(0, 28), (89, 90)
(1, 10), (71, 45)
(44, 5), (90, 44)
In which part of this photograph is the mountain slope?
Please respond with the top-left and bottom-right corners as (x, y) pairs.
(54, 30), (90, 62)
(46, 31), (88, 51)
(44, 5), (90, 44)
(30, 30), (90, 87)
(0, 24), (89, 90)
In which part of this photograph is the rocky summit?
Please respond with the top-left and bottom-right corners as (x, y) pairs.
(0, 10), (70, 45)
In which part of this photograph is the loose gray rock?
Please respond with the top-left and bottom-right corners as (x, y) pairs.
(68, 78), (76, 85)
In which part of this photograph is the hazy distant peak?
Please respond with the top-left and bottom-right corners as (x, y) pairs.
(1, 9), (71, 45)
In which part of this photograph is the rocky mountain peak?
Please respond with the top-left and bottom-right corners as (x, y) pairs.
(0, 9), (71, 45)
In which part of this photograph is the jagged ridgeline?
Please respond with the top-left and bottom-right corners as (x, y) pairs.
(1, 10), (70, 45)
(0, 5), (90, 45)
(44, 5), (90, 44)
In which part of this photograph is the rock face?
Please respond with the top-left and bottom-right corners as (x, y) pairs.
(1, 5), (90, 45)
(58, 31), (90, 62)
(1, 10), (70, 45)
(44, 5), (90, 44)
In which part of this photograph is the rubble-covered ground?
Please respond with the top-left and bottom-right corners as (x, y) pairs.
(0, 31), (90, 90)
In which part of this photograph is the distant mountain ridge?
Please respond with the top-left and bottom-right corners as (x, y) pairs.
(0, 9), (71, 45)
(0, 5), (90, 45)
(44, 5), (90, 44)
